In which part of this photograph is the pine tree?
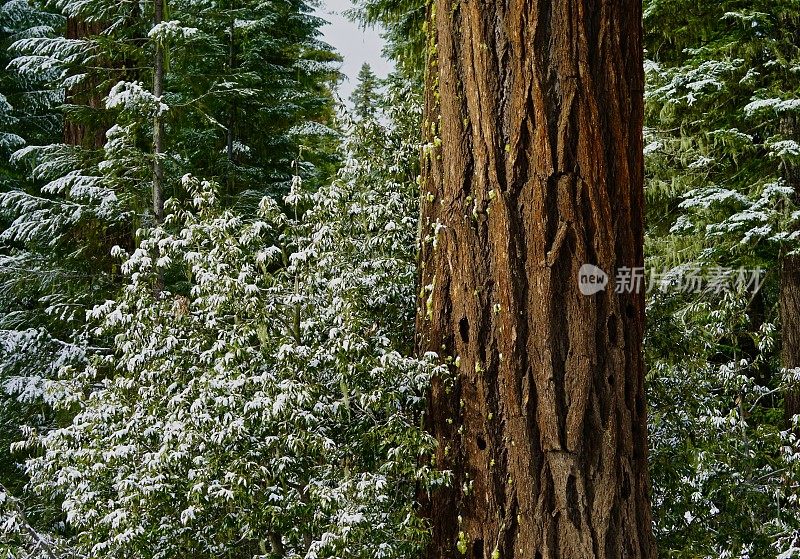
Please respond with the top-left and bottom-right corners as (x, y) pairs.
(0, 0), (62, 185)
(0, 3), (100, 556)
(0, 0), (342, 410)
(159, 0), (342, 202)
(0, 0), (74, 494)
(5, 0), (341, 229)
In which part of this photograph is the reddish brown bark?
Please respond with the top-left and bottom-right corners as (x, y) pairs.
(63, 18), (106, 147)
(782, 251), (800, 422)
(781, 121), (800, 424)
(416, 1), (656, 558)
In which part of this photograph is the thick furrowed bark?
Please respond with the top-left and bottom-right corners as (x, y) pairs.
(416, 1), (655, 558)
(782, 253), (800, 422)
(64, 18), (106, 148)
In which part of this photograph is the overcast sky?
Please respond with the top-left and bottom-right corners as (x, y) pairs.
(315, 0), (393, 103)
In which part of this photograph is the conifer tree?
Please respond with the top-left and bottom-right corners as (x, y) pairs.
(350, 63), (379, 120)
(0, 0), (74, 492)
(644, 1), (800, 555)
(9, 77), (437, 559)
(0, 0), (341, 553)
(0, 0), (341, 407)
(349, 0), (425, 83)
(159, 0), (342, 201)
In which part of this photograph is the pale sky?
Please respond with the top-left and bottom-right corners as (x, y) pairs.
(315, 0), (394, 103)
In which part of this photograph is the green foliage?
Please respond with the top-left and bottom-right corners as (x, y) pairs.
(158, 0), (343, 200)
(646, 286), (800, 557)
(644, 0), (800, 262)
(0, 0), (72, 504)
(20, 174), (436, 557)
(1, 61), (438, 557)
(0, 0), (341, 554)
(347, 0), (426, 83)
(7, 0), (800, 556)
(644, 1), (800, 556)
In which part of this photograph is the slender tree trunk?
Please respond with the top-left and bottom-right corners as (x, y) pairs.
(226, 17), (237, 199)
(416, 1), (656, 558)
(152, 0), (165, 224)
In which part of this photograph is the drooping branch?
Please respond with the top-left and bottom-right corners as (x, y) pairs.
(0, 482), (59, 559)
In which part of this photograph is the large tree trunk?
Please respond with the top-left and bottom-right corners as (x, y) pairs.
(781, 252), (800, 422)
(781, 139), (800, 424)
(64, 18), (106, 147)
(416, 1), (656, 558)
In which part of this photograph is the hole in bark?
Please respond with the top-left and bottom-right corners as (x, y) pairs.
(459, 317), (470, 343)
(476, 435), (487, 450)
(607, 314), (618, 345)
(535, 553), (542, 559)
(472, 538), (484, 558)
(566, 474), (581, 528)
(607, 375), (615, 386)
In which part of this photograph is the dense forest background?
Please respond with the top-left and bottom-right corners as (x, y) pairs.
(0, 0), (799, 557)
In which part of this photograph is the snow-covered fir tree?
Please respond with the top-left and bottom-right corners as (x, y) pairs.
(4, 76), (444, 559)
(349, 63), (379, 120)
(643, 1), (800, 556)
(0, 0), (77, 499)
(152, 0), (342, 201)
(0, 0), (341, 554)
